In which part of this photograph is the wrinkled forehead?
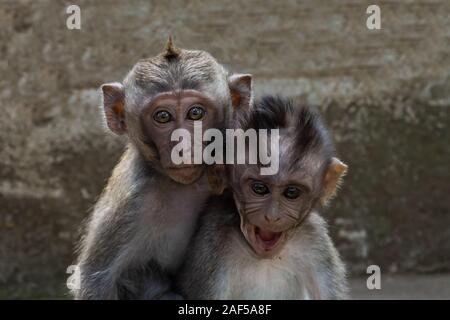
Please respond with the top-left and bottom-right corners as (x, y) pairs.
(124, 50), (229, 103)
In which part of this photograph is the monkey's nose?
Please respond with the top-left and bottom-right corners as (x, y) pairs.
(264, 214), (281, 223)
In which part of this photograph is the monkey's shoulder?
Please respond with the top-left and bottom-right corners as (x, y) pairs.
(189, 191), (241, 259)
(289, 212), (337, 258)
(290, 212), (349, 298)
(297, 212), (330, 240)
(199, 191), (240, 228)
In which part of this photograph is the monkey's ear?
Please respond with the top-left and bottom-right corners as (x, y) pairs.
(228, 74), (252, 110)
(207, 165), (227, 195)
(321, 157), (348, 206)
(101, 82), (127, 135)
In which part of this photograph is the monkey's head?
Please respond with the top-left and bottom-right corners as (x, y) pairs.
(211, 96), (347, 258)
(100, 37), (252, 184)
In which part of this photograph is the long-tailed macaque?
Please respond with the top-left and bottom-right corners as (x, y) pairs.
(73, 38), (252, 299)
(178, 96), (348, 299)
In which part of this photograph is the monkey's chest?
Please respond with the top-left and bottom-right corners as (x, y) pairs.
(144, 192), (209, 272)
(220, 256), (308, 300)
(155, 215), (199, 271)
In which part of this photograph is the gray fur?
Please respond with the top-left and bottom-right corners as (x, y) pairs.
(177, 192), (348, 300)
(177, 96), (348, 300)
(74, 145), (213, 299)
(73, 43), (252, 299)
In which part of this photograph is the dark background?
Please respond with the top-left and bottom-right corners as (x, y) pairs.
(0, 0), (449, 298)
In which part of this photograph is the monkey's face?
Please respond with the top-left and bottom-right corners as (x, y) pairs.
(140, 90), (224, 184)
(221, 96), (348, 258)
(100, 44), (252, 185)
(230, 163), (320, 258)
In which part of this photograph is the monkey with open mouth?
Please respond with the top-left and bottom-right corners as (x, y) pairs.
(177, 96), (348, 299)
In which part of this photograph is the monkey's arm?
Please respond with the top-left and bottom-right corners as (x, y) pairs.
(75, 148), (169, 299)
(177, 195), (236, 299)
(177, 219), (225, 299)
(75, 200), (139, 299)
(77, 198), (179, 300)
(299, 213), (349, 300)
(317, 241), (348, 300)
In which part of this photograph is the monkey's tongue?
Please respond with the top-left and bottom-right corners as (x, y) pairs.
(255, 227), (282, 248)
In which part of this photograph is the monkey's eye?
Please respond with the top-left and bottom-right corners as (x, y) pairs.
(153, 110), (172, 123)
(251, 182), (270, 196)
(187, 105), (205, 121)
(283, 186), (301, 199)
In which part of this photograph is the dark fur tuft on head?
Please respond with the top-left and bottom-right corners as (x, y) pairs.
(245, 95), (294, 130)
(162, 35), (181, 60)
(294, 103), (334, 158)
(247, 95), (335, 161)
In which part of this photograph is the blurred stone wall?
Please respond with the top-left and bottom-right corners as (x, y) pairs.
(0, 0), (448, 297)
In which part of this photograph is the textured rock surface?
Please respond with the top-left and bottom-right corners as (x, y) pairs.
(0, 0), (449, 297)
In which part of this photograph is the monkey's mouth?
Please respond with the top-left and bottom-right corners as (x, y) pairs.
(166, 165), (204, 184)
(244, 224), (284, 257)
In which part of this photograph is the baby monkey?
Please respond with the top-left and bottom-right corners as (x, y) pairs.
(178, 96), (348, 299)
(74, 38), (252, 299)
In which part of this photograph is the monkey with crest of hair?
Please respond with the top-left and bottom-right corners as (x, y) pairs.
(177, 96), (348, 299)
(73, 38), (252, 299)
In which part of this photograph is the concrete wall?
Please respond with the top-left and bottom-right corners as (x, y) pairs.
(0, 0), (448, 297)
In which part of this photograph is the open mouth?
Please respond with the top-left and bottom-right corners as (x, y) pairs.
(255, 227), (282, 250)
(244, 224), (284, 257)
